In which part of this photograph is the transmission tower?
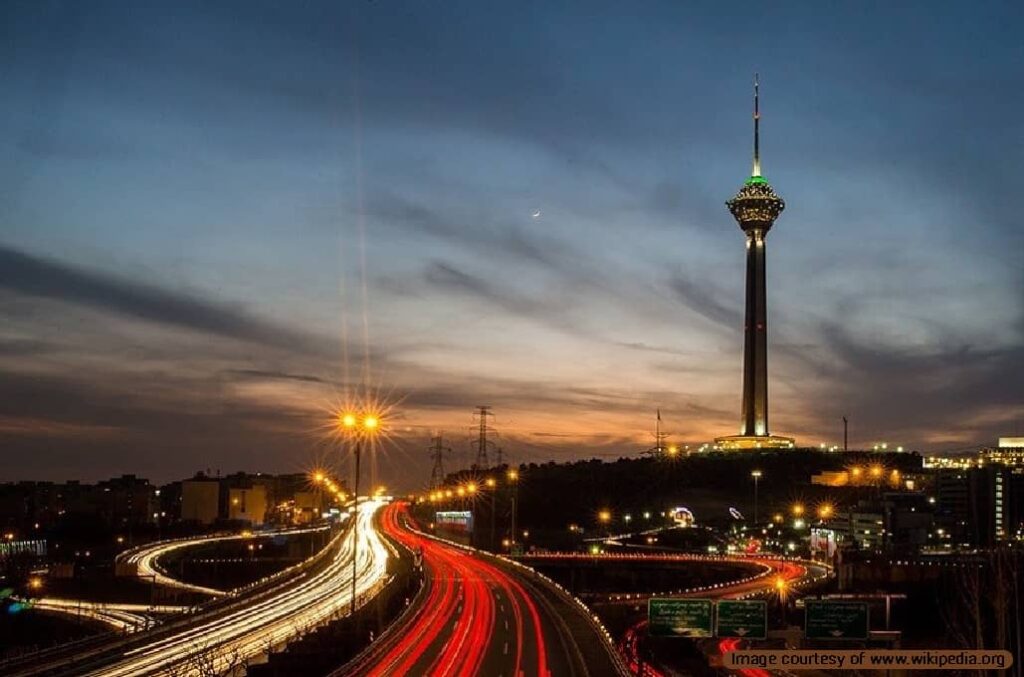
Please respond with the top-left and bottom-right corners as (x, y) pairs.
(429, 435), (450, 489)
(472, 406), (495, 469)
(643, 408), (672, 456)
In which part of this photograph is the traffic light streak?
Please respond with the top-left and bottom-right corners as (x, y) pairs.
(367, 503), (550, 676)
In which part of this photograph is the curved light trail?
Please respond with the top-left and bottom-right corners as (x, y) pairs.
(340, 503), (626, 677)
(83, 500), (389, 677)
(27, 599), (188, 633)
(32, 601), (153, 633)
(616, 555), (828, 676)
(118, 525), (328, 597)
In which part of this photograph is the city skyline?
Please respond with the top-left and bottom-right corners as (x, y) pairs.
(1, 1), (1022, 485)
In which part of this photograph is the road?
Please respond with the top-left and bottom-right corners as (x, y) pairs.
(25, 526), (330, 636)
(118, 525), (328, 597)
(30, 599), (186, 633)
(338, 502), (628, 677)
(5, 499), (390, 677)
(615, 555), (829, 677)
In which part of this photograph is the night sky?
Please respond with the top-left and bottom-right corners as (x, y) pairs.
(1, 1), (1022, 487)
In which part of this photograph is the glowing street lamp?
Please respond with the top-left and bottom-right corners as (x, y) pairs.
(598, 509), (612, 523)
(336, 409), (383, 614)
(750, 470), (763, 525)
(791, 503), (804, 517)
(817, 503), (834, 520)
(508, 468), (520, 548)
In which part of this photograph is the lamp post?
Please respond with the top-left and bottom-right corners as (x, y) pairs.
(485, 477), (497, 551)
(340, 412), (378, 616)
(750, 470), (762, 526)
(507, 469), (519, 551)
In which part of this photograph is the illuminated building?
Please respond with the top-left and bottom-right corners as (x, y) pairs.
(935, 465), (1012, 548)
(716, 75), (795, 451)
(227, 486), (268, 525)
(980, 437), (1024, 467)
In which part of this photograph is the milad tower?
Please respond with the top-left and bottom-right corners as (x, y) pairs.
(716, 76), (795, 450)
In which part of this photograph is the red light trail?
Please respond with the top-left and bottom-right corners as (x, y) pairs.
(358, 503), (551, 676)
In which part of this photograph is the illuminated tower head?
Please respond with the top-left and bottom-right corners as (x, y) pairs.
(726, 74), (785, 234)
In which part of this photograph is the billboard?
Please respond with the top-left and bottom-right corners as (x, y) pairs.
(435, 511), (474, 534)
(810, 528), (837, 559)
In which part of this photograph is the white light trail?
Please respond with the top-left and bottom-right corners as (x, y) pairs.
(88, 500), (390, 677)
(120, 526), (327, 597)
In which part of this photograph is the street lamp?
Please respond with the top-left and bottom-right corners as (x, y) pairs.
(507, 469), (519, 550)
(338, 410), (381, 615)
(750, 470), (762, 525)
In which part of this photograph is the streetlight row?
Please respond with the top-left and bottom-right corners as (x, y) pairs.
(419, 468), (519, 504)
(311, 470), (349, 504)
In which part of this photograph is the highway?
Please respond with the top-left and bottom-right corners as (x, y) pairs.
(30, 598), (186, 633)
(117, 524), (328, 597)
(4, 500), (390, 677)
(25, 526), (331, 637)
(338, 502), (628, 677)
(85, 500), (389, 677)
(612, 555), (829, 677)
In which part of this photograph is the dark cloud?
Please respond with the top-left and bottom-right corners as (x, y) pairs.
(0, 244), (325, 352)
(667, 273), (742, 331)
(223, 369), (328, 385)
(422, 261), (578, 332)
(774, 319), (1024, 448)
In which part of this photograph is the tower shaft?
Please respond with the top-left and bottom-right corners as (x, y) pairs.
(741, 230), (769, 436)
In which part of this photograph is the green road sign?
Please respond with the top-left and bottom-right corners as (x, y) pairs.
(648, 598), (713, 638)
(716, 600), (767, 640)
(805, 600), (869, 640)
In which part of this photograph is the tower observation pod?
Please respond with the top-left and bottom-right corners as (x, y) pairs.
(715, 75), (795, 451)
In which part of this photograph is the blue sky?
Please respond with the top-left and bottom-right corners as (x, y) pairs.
(1, 0), (1021, 486)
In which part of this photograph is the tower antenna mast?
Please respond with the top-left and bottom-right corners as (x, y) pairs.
(752, 73), (761, 177)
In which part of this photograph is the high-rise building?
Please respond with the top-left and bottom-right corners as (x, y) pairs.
(935, 465), (1011, 548)
(716, 76), (795, 450)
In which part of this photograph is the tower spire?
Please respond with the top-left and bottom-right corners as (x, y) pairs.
(752, 73), (761, 177)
